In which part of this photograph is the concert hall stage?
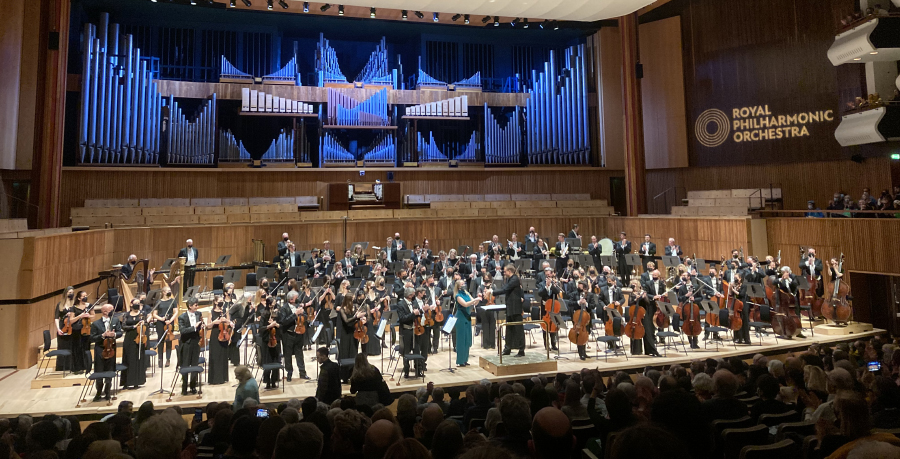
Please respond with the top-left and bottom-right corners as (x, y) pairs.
(0, 326), (880, 418)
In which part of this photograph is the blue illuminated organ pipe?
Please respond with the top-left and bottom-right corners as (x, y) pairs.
(484, 104), (521, 164)
(524, 44), (590, 165)
(455, 131), (479, 162)
(319, 132), (357, 165)
(405, 95), (468, 117)
(416, 57), (448, 90)
(451, 72), (482, 91)
(327, 88), (389, 126)
(316, 33), (348, 85)
(166, 94), (216, 165)
(355, 37), (394, 86)
(241, 88), (314, 113)
(220, 56), (253, 83)
(262, 56), (298, 84)
(79, 13), (162, 164)
(218, 130), (251, 162)
(261, 129), (295, 162)
(362, 134), (396, 165)
(416, 132), (449, 163)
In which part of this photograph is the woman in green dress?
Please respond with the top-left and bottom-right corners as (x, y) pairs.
(454, 279), (480, 367)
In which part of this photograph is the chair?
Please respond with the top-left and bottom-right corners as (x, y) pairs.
(722, 424), (770, 459)
(758, 410), (799, 427)
(571, 419), (597, 452)
(748, 305), (777, 346)
(713, 416), (755, 457)
(873, 427), (900, 438)
(602, 432), (619, 459)
(167, 365), (204, 401)
(256, 363), (285, 393)
(801, 435), (819, 459)
(468, 418), (486, 431)
(36, 329), (72, 379)
(738, 396), (760, 407)
(775, 421), (815, 442)
(145, 348), (158, 376)
(595, 335), (628, 362)
(739, 439), (797, 459)
(75, 371), (117, 407)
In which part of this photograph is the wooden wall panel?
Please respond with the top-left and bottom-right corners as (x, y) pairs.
(766, 218), (900, 276)
(645, 157), (892, 213)
(639, 17), (689, 170)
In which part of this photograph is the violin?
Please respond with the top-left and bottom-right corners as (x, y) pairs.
(135, 313), (148, 345)
(218, 308), (233, 343)
(266, 310), (278, 348)
(434, 297), (444, 323)
(199, 318), (208, 348)
(61, 311), (74, 335)
(822, 254), (851, 323)
(623, 287), (646, 340)
(679, 284), (702, 337)
(423, 300), (435, 327)
(164, 317), (174, 343)
(413, 302), (426, 336)
(354, 316), (369, 344)
(294, 303), (307, 334)
(102, 320), (116, 359)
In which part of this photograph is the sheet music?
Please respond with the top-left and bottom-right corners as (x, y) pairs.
(376, 318), (388, 339)
(311, 323), (324, 342)
(442, 316), (457, 334)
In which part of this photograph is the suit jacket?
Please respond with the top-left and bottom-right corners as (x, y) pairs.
(702, 275), (725, 298)
(506, 242), (524, 259)
(279, 302), (307, 333)
(397, 298), (418, 329)
(643, 278), (667, 300)
(487, 258), (506, 276)
(121, 262), (135, 279)
(638, 242), (657, 257)
(568, 289), (596, 313)
(306, 257), (324, 277)
(178, 247), (199, 264)
(316, 360), (342, 404)
(487, 242), (504, 259)
(568, 230), (580, 240)
(525, 234), (539, 244)
(458, 262), (480, 280)
(492, 275), (524, 316)
(664, 245), (683, 257)
(536, 280), (561, 302)
(178, 311), (204, 339)
(277, 240), (289, 257)
(555, 241), (571, 259)
(587, 242), (602, 259)
(283, 251), (303, 268)
(389, 240), (405, 261)
(614, 240), (632, 256)
(799, 257), (823, 279)
(776, 275), (799, 296)
(677, 280), (702, 304)
(90, 316), (123, 345)
(597, 285), (624, 306)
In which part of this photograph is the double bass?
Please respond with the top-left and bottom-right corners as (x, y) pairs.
(822, 254), (851, 323)
(568, 290), (593, 346)
(771, 274), (801, 338)
(679, 284), (702, 337)
(542, 280), (562, 334)
(799, 249), (824, 319)
(623, 283), (646, 340)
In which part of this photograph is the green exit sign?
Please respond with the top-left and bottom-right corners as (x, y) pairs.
(892, 153), (900, 160)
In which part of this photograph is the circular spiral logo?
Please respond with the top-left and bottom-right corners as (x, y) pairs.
(694, 109), (730, 147)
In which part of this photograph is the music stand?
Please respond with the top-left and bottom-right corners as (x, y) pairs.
(661, 256), (681, 269)
(287, 267), (304, 280)
(579, 255), (595, 268)
(600, 256), (615, 268)
(397, 250), (413, 261)
(311, 277), (325, 288)
(440, 315), (457, 373)
(223, 270), (241, 287)
(565, 238), (582, 250)
(184, 286), (201, 302)
(159, 258), (177, 271)
(298, 251), (311, 261)
(325, 264), (334, 275)
(520, 278), (536, 292)
(215, 255), (231, 266)
(456, 246), (471, 257)
(745, 283), (767, 303)
(694, 258), (706, 271)
(389, 261), (404, 274)
(146, 289), (162, 305)
(551, 314), (569, 360)
(348, 278), (362, 290)
(525, 241), (536, 253)
(255, 267), (277, 284)
(514, 259), (532, 272)
(624, 254), (642, 271)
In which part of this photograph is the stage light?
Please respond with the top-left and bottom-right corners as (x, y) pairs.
(414, 11), (424, 19)
(540, 20), (547, 29)
(229, 0), (236, 6)
(433, 12), (439, 22)
(402, 10), (408, 19)
(452, 14), (461, 21)
(494, 16), (499, 26)
(190, 0), (197, 5)
(279, 0), (289, 9)
(320, 3), (331, 12)
(338, 4), (343, 15)
(267, 0), (273, 10)
(553, 21), (559, 30)
(523, 18), (529, 28)
(464, 14), (470, 24)
(481, 15), (490, 24)
(870, 51), (878, 55)
(151, 0), (157, 3)
(511, 17), (519, 26)
(370, 7), (376, 17)
(303, 2), (309, 12)
(242, 0), (252, 6)
(891, 153), (900, 160)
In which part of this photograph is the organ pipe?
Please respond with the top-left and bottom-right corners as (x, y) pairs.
(166, 94), (217, 165)
(326, 88), (389, 126)
(484, 104), (520, 165)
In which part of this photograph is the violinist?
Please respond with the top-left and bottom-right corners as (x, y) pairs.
(475, 273), (496, 349)
(597, 276), (624, 350)
(776, 267), (806, 339)
(676, 272), (702, 349)
(279, 290), (310, 382)
(415, 287), (432, 369)
(641, 270), (666, 354)
(701, 267), (725, 342)
(570, 280), (597, 360)
(55, 287), (75, 372)
(454, 279), (478, 367)
(224, 284), (244, 366)
(207, 297), (233, 385)
(397, 287), (424, 378)
(800, 248), (824, 297)
(587, 236), (603, 271)
(369, 279), (388, 353)
(337, 293), (364, 383)
(177, 297), (205, 395)
(151, 286), (176, 368)
(424, 275), (445, 354)
(537, 268), (562, 351)
(297, 279), (317, 350)
(257, 296), (281, 389)
(70, 291), (94, 374)
(121, 299), (148, 390)
(90, 304), (122, 401)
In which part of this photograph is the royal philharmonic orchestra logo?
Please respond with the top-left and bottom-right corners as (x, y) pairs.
(694, 105), (835, 148)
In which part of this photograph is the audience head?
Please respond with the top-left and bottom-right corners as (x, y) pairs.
(498, 394), (532, 435)
(529, 407), (574, 459)
(711, 370), (738, 398)
(332, 409), (372, 456)
(383, 438), (430, 459)
(363, 420), (402, 459)
(274, 423), (323, 459)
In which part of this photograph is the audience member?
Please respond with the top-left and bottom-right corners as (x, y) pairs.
(332, 409), (371, 459)
(274, 423), (323, 459)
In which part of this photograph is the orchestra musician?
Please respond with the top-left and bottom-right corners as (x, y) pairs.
(277, 233), (291, 257)
(370, 278), (389, 352)
(351, 244), (367, 266)
(415, 287), (432, 370)
(555, 233), (570, 276)
(297, 280), (317, 350)
(55, 287), (76, 372)
(507, 233), (524, 259)
(533, 238), (550, 270)
(422, 239), (434, 263)
(569, 279), (596, 360)
(208, 297), (233, 385)
(475, 272), (496, 348)
(744, 258), (765, 285)
(525, 227), (539, 245)
(90, 303), (122, 401)
(776, 267), (806, 339)
(282, 243), (302, 273)
(306, 248), (324, 278)
(447, 249), (460, 267)
(640, 262), (657, 285)
(121, 254), (138, 280)
(488, 252), (505, 279)
(70, 291), (94, 375)
(337, 290), (364, 383)
(800, 248), (825, 297)
(454, 279), (478, 367)
(639, 234), (657, 272)
(536, 267), (562, 351)
(475, 244), (488, 264)
(722, 259), (741, 285)
(587, 236), (602, 271)
(701, 267), (724, 342)
(597, 276), (624, 350)
(664, 238), (683, 258)
(257, 296), (281, 389)
(178, 297), (205, 394)
(397, 287), (424, 378)
(567, 224), (581, 241)
(150, 286), (177, 368)
(279, 290), (310, 381)
(490, 264), (525, 357)
(459, 254), (480, 285)
(676, 271), (703, 349)
(178, 239), (198, 290)
(321, 240), (335, 261)
(487, 235), (503, 259)
(224, 284), (244, 366)
(640, 270), (665, 356)
(423, 276), (444, 354)
(730, 273), (752, 345)
(389, 234), (405, 261)
(614, 232), (632, 284)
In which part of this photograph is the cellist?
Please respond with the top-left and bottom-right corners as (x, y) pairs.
(800, 248), (825, 297)
(597, 275), (625, 350)
(676, 272), (702, 349)
(536, 267), (562, 351)
(569, 280), (596, 360)
(701, 266), (725, 342)
(730, 273), (752, 345)
(776, 267), (806, 339)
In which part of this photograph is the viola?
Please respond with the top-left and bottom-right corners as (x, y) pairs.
(218, 316), (233, 343)
(623, 296), (646, 340)
(294, 308), (307, 334)
(434, 301), (444, 323)
(354, 302), (369, 343)
(61, 313), (74, 335)
(102, 324), (116, 360)
(414, 304), (426, 336)
(164, 319), (174, 343)
(267, 327), (277, 348)
(679, 287), (702, 337)
(423, 302), (435, 327)
(822, 254), (851, 323)
(568, 303), (592, 345)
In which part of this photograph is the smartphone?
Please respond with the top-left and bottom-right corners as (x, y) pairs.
(256, 408), (269, 418)
(194, 408), (203, 423)
(868, 361), (881, 372)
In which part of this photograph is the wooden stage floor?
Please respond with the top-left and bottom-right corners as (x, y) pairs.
(1, 327), (880, 418)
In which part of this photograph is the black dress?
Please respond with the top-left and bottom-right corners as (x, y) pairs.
(122, 313), (148, 388)
(70, 306), (89, 373)
(258, 308), (281, 385)
(55, 304), (72, 371)
(208, 309), (230, 385)
(366, 294), (383, 356)
(337, 305), (360, 382)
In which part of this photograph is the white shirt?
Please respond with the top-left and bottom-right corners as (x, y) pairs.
(288, 252), (296, 267)
(188, 312), (198, 328)
(186, 248), (195, 265)
(103, 317), (110, 331)
(643, 243), (650, 255)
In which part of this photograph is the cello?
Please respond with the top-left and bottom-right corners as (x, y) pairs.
(542, 280), (562, 334)
(822, 254), (851, 323)
(771, 273), (801, 338)
(604, 285), (625, 338)
(623, 283), (646, 340)
(726, 280), (744, 332)
(679, 284), (702, 337)
(799, 249), (824, 319)
(569, 287), (593, 346)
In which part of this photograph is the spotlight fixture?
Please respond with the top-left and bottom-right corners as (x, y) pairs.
(229, 0), (236, 7)
(267, 0), (272, 10)
(553, 21), (559, 30)
(370, 7), (375, 18)
(481, 15), (490, 24)
(242, 0), (251, 6)
(303, 2), (309, 12)
(451, 14), (461, 21)
(540, 20), (546, 29)
(402, 10), (408, 19)
(338, 4), (344, 15)
(320, 3), (331, 12)
(279, 0), (289, 9)
(510, 17), (519, 26)
(433, 12), (439, 22)
(414, 11), (424, 19)
(464, 14), (470, 24)
(190, 0), (197, 5)
(523, 18), (529, 28)
(494, 16), (499, 26)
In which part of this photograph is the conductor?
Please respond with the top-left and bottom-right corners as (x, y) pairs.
(489, 264), (525, 357)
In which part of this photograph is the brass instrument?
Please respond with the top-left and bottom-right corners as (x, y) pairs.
(665, 266), (677, 290)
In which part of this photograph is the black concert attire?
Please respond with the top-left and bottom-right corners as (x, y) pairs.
(641, 277), (666, 354)
(397, 297), (423, 377)
(625, 293), (656, 356)
(587, 242), (603, 272)
(90, 314), (122, 397)
(775, 275), (804, 336)
(476, 282), (497, 349)
(568, 230), (580, 240)
(71, 304), (91, 374)
(390, 239), (406, 262)
(178, 310), (204, 393)
(277, 239), (289, 257)
(297, 290), (316, 347)
(597, 284), (625, 349)
(208, 308), (230, 385)
(665, 245), (683, 258)
(555, 241), (570, 276)
(614, 240), (632, 284)
(256, 307), (281, 388)
(536, 279), (562, 350)
(316, 357), (341, 405)
(55, 303), (73, 371)
(800, 256), (825, 297)
(226, 298), (243, 366)
(493, 274), (525, 355)
(424, 285), (444, 353)
(507, 242), (524, 260)
(569, 288), (596, 359)
(733, 282), (752, 344)
(178, 246), (199, 290)
(121, 312), (147, 388)
(533, 243), (550, 271)
(153, 299), (176, 366)
(700, 275), (724, 341)
(306, 257), (324, 278)
(677, 280), (703, 349)
(487, 242), (504, 259)
(337, 302), (360, 382)
(369, 290), (387, 354)
(279, 300), (308, 380)
(639, 241), (657, 272)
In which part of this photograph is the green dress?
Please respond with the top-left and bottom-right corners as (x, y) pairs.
(455, 291), (473, 365)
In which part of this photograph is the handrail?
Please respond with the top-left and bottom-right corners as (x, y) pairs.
(754, 209), (899, 218)
(0, 275), (106, 306)
(653, 186), (677, 201)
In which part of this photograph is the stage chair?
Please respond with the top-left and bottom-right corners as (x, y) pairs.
(594, 335), (628, 363)
(739, 439), (797, 459)
(75, 371), (117, 407)
(722, 424), (770, 459)
(748, 305), (777, 346)
(167, 365), (204, 401)
(36, 329), (72, 379)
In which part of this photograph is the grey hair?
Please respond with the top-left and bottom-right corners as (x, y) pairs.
(404, 287), (416, 298)
(287, 291), (299, 301)
(780, 266), (792, 274)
